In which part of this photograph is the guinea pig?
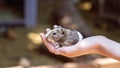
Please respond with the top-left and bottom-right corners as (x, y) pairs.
(45, 25), (83, 48)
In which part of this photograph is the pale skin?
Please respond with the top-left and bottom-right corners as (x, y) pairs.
(40, 27), (120, 61)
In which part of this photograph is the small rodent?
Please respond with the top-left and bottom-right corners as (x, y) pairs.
(46, 25), (83, 48)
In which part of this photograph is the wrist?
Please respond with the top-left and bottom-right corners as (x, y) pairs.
(91, 36), (107, 54)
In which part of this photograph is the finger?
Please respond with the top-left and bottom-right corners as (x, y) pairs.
(55, 47), (73, 57)
(55, 47), (69, 55)
(46, 28), (51, 32)
(55, 45), (80, 55)
(40, 33), (48, 45)
(55, 48), (78, 58)
(40, 33), (55, 51)
(40, 33), (56, 53)
(55, 48), (73, 57)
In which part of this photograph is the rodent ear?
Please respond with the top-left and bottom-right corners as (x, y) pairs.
(53, 25), (61, 29)
(53, 25), (58, 28)
(57, 26), (62, 28)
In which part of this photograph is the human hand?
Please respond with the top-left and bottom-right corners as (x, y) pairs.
(40, 26), (120, 61)
(40, 28), (103, 58)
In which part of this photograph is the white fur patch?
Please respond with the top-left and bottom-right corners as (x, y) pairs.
(77, 31), (83, 41)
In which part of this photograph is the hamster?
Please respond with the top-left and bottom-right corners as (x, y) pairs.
(45, 25), (83, 48)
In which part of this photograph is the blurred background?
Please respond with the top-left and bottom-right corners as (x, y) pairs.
(0, 0), (120, 68)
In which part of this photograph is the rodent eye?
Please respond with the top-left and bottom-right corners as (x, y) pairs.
(53, 33), (56, 35)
